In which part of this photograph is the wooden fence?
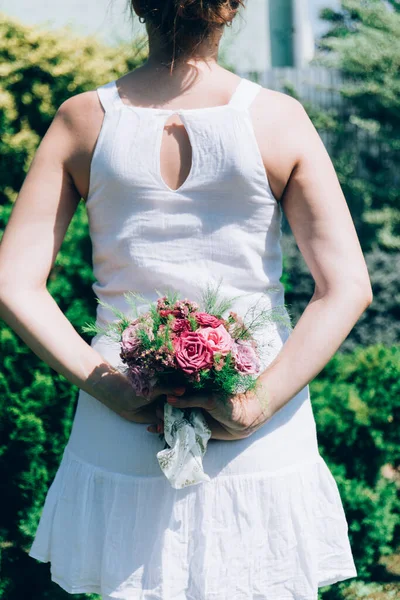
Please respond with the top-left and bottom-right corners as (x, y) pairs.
(237, 66), (344, 110)
(261, 66), (345, 111)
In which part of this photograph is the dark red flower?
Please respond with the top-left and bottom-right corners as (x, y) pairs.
(171, 318), (192, 333)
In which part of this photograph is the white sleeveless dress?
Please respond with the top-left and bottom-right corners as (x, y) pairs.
(28, 77), (357, 599)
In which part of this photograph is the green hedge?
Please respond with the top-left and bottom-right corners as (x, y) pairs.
(310, 344), (400, 585)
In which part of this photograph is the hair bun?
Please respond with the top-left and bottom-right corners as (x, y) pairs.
(176, 0), (243, 26)
(135, 0), (245, 67)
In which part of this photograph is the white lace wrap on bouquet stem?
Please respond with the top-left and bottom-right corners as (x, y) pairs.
(157, 403), (212, 489)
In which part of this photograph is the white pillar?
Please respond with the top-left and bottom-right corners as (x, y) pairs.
(292, 0), (315, 67)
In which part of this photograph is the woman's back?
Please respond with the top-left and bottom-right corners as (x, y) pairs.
(86, 75), (285, 331)
(27, 70), (358, 599)
(62, 66), (299, 213)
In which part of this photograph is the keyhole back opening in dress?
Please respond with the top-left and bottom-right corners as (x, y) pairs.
(158, 114), (194, 193)
(92, 77), (267, 200)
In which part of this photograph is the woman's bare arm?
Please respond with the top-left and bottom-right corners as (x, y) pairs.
(0, 94), (167, 416)
(256, 96), (373, 417)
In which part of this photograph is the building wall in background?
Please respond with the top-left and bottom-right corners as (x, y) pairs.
(0, 0), (340, 72)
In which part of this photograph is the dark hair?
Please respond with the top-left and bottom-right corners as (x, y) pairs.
(133, 0), (245, 68)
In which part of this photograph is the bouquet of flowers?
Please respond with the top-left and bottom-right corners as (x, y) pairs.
(82, 279), (292, 489)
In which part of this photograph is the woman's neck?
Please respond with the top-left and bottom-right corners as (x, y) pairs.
(144, 29), (222, 72)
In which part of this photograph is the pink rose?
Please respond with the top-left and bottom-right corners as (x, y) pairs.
(173, 330), (214, 374)
(231, 340), (261, 375)
(121, 319), (154, 355)
(126, 364), (157, 398)
(197, 324), (234, 356)
(194, 312), (223, 328)
(121, 323), (141, 354)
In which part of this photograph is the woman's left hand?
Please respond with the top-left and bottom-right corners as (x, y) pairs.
(147, 379), (276, 440)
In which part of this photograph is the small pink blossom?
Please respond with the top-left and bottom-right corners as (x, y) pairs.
(173, 298), (200, 316)
(231, 340), (261, 375)
(197, 324), (234, 356)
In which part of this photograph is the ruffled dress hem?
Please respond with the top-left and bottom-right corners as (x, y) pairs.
(26, 564), (358, 597)
(28, 445), (358, 600)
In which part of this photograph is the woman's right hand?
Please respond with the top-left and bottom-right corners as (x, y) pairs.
(146, 407), (250, 439)
(87, 363), (186, 424)
(116, 384), (186, 424)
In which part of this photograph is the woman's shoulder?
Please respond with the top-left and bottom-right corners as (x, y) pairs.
(50, 88), (110, 201)
(259, 85), (326, 167)
(253, 84), (307, 123)
(247, 85), (312, 194)
(55, 88), (106, 134)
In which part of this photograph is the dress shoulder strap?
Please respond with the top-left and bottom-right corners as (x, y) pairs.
(229, 78), (262, 111)
(96, 81), (123, 113)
